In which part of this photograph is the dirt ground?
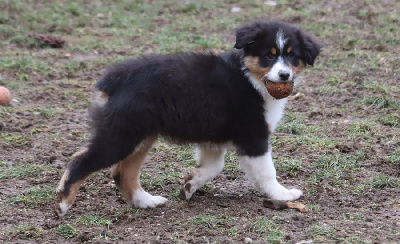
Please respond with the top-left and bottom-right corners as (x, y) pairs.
(0, 0), (399, 243)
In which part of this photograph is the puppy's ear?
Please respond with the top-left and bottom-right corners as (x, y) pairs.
(297, 30), (323, 66)
(234, 23), (262, 49)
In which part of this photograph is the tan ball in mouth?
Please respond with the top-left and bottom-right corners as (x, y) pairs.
(265, 80), (294, 99)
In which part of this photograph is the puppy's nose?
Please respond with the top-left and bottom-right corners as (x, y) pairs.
(279, 72), (290, 81)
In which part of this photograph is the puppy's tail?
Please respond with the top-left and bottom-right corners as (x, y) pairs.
(94, 59), (143, 96)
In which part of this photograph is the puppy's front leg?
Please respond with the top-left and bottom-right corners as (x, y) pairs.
(239, 148), (302, 200)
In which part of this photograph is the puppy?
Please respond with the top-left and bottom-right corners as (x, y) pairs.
(56, 20), (322, 216)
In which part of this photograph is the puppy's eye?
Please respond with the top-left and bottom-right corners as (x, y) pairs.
(266, 54), (275, 60)
(288, 53), (295, 59)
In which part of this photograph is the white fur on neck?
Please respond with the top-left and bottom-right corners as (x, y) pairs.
(243, 71), (288, 133)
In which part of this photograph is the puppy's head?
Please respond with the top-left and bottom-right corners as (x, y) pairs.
(235, 21), (322, 85)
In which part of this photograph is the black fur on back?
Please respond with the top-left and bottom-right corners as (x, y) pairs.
(91, 52), (268, 158)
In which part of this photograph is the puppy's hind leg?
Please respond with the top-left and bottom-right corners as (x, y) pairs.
(56, 130), (145, 216)
(111, 137), (168, 208)
(180, 146), (226, 200)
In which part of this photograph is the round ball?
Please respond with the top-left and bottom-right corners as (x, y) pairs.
(0, 86), (12, 106)
(266, 80), (294, 99)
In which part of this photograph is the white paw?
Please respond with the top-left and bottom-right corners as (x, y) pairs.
(180, 181), (195, 200)
(180, 175), (201, 200)
(266, 182), (303, 201)
(56, 201), (72, 217)
(132, 190), (168, 208)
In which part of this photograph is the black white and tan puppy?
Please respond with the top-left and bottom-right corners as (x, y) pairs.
(56, 20), (322, 216)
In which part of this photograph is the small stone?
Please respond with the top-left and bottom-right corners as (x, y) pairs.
(244, 237), (253, 243)
(265, 1), (277, 6)
(296, 240), (313, 244)
(231, 7), (241, 13)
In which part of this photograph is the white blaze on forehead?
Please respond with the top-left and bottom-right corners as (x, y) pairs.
(276, 29), (287, 52)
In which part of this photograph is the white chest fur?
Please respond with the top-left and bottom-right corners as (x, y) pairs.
(264, 94), (287, 133)
(244, 71), (287, 133)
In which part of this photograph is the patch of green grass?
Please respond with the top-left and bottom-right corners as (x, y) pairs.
(176, 146), (196, 167)
(0, 132), (31, 146)
(34, 107), (60, 118)
(353, 183), (367, 193)
(346, 120), (376, 140)
(141, 170), (183, 190)
(273, 134), (338, 151)
(0, 162), (49, 180)
(314, 85), (347, 96)
(0, 106), (12, 117)
(277, 159), (302, 177)
(54, 224), (79, 239)
(7, 186), (55, 207)
(276, 112), (307, 135)
(113, 207), (141, 218)
(355, 174), (399, 193)
(226, 227), (239, 237)
(312, 224), (336, 242)
(306, 204), (321, 212)
(368, 175), (398, 189)
(362, 96), (399, 110)
(363, 80), (397, 94)
(64, 90), (87, 100)
(92, 232), (119, 242)
(309, 153), (360, 184)
(200, 183), (215, 191)
(385, 149), (400, 163)
(9, 34), (51, 48)
(0, 56), (51, 78)
(377, 114), (400, 128)
(249, 216), (283, 242)
(223, 152), (241, 180)
(171, 188), (181, 198)
(2, 79), (25, 90)
(13, 225), (45, 240)
(190, 215), (226, 229)
(77, 215), (112, 227)
(326, 74), (347, 85)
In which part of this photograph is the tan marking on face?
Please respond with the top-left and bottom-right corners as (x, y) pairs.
(271, 48), (277, 55)
(289, 60), (305, 74)
(244, 56), (271, 82)
(287, 46), (292, 54)
(115, 137), (157, 204)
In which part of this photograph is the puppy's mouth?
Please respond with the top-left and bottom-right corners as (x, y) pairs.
(262, 78), (294, 87)
(263, 78), (294, 99)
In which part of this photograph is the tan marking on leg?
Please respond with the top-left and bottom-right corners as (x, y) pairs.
(57, 169), (70, 194)
(244, 56), (271, 82)
(93, 90), (109, 106)
(56, 170), (91, 217)
(64, 175), (90, 205)
(271, 48), (277, 55)
(72, 148), (88, 158)
(110, 163), (121, 188)
(117, 137), (157, 204)
(100, 91), (109, 100)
